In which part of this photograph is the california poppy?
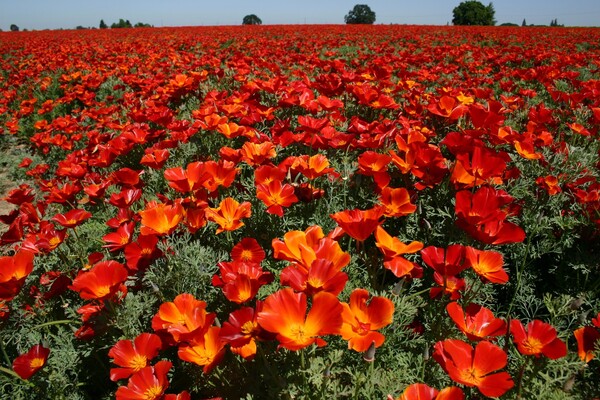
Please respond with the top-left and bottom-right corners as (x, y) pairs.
(12, 344), (50, 380)
(433, 339), (514, 398)
(510, 319), (567, 359)
(178, 326), (226, 374)
(51, 208), (92, 228)
(464, 247), (508, 284)
(115, 360), (171, 400)
(0, 249), (35, 301)
(378, 187), (417, 218)
(280, 258), (348, 296)
(257, 288), (342, 351)
(574, 326), (600, 363)
(70, 260), (128, 301)
(340, 289), (394, 352)
(151, 293), (215, 343)
(230, 238), (265, 264)
(446, 302), (506, 341)
(330, 206), (384, 242)
(139, 201), (184, 236)
(205, 197), (252, 234)
(390, 383), (464, 400)
(212, 261), (273, 304)
(256, 180), (299, 217)
(108, 333), (163, 381)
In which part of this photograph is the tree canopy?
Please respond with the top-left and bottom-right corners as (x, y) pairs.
(242, 14), (262, 25)
(10, 24), (19, 32)
(344, 4), (376, 24)
(452, 1), (496, 26)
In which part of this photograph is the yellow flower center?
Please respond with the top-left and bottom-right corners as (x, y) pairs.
(240, 320), (256, 335)
(143, 385), (164, 400)
(522, 337), (543, 354)
(30, 357), (45, 369)
(129, 354), (147, 371)
(459, 367), (482, 386)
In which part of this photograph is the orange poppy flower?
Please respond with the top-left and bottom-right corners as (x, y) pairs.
(291, 153), (336, 180)
(108, 333), (163, 381)
(205, 197), (251, 234)
(178, 326), (226, 374)
(70, 260), (128, 301)
(574, 326), (600, 363)
(115, 360), (171, 400)
(375, 226), (423, 260)
(0, 249), (35, 301)
(510, 319), (567, 359)
(201, 160), (238, 193)
(152, 293), (215, 344)
(340, 289), (394, 352)
(446, 302), (506, 341)
(257, 288), (342, 351)
(464, 247), (508, 284)
(139, 201), (184, 236)
(378, 187), (417, 218)
(239, 141), (276, 166)
(12, 344), (50, 380)
(272, 226), (350, 272)
(256, 180), (299, 217)
(330, 206), (384, 242)
(390, 383), (464, 400)
(433, 339), (514, 398)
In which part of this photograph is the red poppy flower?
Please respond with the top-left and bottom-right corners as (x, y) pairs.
(340, 289), (394, 352)
(257, 288), (342, 351)
(421, 245), (468, 277)
(220, 304), (272, 361)
(103, 221), (136, 252)
(205, 197), (252, 234)
(202, 160), (238, 193)
(115, 360), (172, 400)
(211, 261), (273, 304)
(151, 293), (215, 343)
(230, 238), (265, 264)
(280, 258), (348, 296)
(12, 344), (50, 380)
(510, 319), (567, 359)
(109, 333), (163, 381)
(51, 208), (92, 228)
(455, 186), (525, 245)
(446, 302), (506, 341)
(124, 235), (162, 271)
(70, 260), (128, 301)
(433, 339), (514, 398)
(574, 326), (600, 363)
(330, 206), (384, 242)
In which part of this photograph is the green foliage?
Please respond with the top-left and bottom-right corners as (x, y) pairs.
(242, 14), (262, 26)
(344, 4), (376, 25)
(99, 20), (108, 29)
(452, 0), (496, 26)
(110, 19), (132, 29)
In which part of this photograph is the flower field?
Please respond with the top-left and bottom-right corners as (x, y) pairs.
(0, 24), (599, 399)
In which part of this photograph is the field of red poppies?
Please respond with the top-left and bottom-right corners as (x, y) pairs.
(0, 24), (599, 399)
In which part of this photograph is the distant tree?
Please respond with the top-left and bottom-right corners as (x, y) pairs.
(99, 19), (108, 29)
(242, 14), (262, 25)
(522, 18), (527, 26)
(134, 22), (152, 28)
(75, 25), (87, 30)
(500, 22), (518, 27)
(344, 4), (376, 24)
(452, 1), (496, 26)
(550, 18), (563, 27)
(10, 24), (19, 32)
(111, 19), (132, 28)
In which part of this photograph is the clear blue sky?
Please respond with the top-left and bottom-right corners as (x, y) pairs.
(1, 0), (599, 30)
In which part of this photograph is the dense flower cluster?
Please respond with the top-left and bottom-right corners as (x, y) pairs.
(0, 24), (599, 399)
